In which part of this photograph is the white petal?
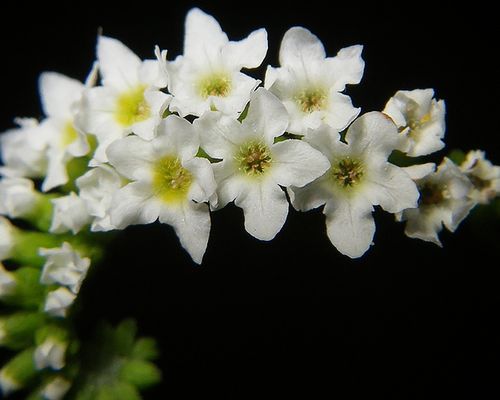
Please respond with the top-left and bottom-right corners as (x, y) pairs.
(44, 287), (76, 317)
(279, 27), (325, 67)
(50, 193), (92, 235)
(235, 180), (288, 240)
(110, 181), (159, 229)
(138, 59), (167, 88)
(184, 8), (228, 61)
(210, 72), (260, 118)
(159, 201), (211, 264)
(42, 150), (67, 192)
(222, 28), (268, 69)
(97, 36), (141, 90)
(211, 161), (245, 209)
(0, 177), (37, 218)
(39, 72), (84, 118)
(322, 92), (360, 132)
(264, 65), (279, 89)
(183, 157), (217, 203)
(402, 163), (436, 180)
(325, 44), (364, 91)
(324, 196), (375, 258)
(271, 139), (330, 187)
(287, 178), (330, 212)
(347, 112), (401, 162)
(403, 207), (444, 246)
(443, 199), (475, 232)
(106, 136), (155, 181)
(154, 115), (199, 162)
(195, 111), (240, 159)
(364, 163), (419, 213)
(243, 88), (289, 146)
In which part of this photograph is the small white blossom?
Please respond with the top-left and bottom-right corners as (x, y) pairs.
(0, 216), (16, 261)
(196, 88), (330, 240)
(0, 118), (49, 179)
(50, 192), (92, 234)
(38, 72), (92, 191)
(398, 158), (475, 246)
(0, 177), (38, 218)
(265, 27), (364, 136)
(44, 287), (77, 318)
(289, 112), (419, 258)
(34, 338), (67, 370)
(77, 36), (170, 164)
(76, 164), (123, 231)
(0, 262), (15, 297)
(383, 88), (446, 157)
(167, 7), (268, 118)
(106, 115), (217, 264)
(39, 242), (90, 294)
(460, 150), (500, 204)
(41, 376), (71, 400)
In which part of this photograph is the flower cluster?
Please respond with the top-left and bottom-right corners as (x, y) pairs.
(0, 6), (498, 398)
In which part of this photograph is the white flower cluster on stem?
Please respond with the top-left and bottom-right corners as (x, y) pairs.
(1, 7), (498, 267)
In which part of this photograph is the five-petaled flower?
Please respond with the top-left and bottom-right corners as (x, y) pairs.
(265, 27), (364, 136)
(196, 88), (330, 240)
(106, 115), (217, 264)
(289, 112), (419, 258)
(167, 8), (268, 118)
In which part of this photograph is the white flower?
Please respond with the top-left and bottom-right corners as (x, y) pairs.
(34, 339), (67, 370)
(0, 216), (16, 261)
(76, 164), (124, 232)
(0, 177), (38, 218)
(195, 88), (330, 240)
(39, 242), (90, 294)
(77, 36), (170, 164)
(289, 112), (419, 258)
(0, 118), (49, 179)
(50, 192), (92, 234)
(41, 376), (71, 400)
(38, 72), (92, 191)
(0, 262), (15, 297)
(460, 150), (500, 204)
(383, 88), (446, 157)
(167, 7), (267, 118)
(398, 158), (475, 246)
(44, 287), (76, 317)
(106, 115), (217, 264)
(265, 27), (364, 136)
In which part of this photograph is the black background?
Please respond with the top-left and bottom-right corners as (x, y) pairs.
(1, 1), (498, 398)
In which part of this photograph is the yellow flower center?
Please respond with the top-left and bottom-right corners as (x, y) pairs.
(331, 157), (364, 189)
(115, 85), (150, 126)
(234, 141), (272, 176)
(61, 122), (79, 148)
(198, 73), (232, 98)
(294, 88), (328, 113)
(152, 156), (193, 204)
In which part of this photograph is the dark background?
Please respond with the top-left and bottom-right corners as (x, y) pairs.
(1, 1), (498, 398)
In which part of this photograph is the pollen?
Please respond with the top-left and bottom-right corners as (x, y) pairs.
(152, 156), (193, 204)
(294, 88), (328, 113)
(198, 73), (232, 98)
(235, 141), (272, 176)
(115, 85), (151, 126)
(331, 157), (364, 189)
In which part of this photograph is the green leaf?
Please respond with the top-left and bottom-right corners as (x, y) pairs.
(120, 359), (162, 389)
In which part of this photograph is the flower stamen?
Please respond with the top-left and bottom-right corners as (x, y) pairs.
(235, 141), (272, 176)
(152, 156), (193, 204)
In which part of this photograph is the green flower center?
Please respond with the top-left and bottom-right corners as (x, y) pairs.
(198, 73), (232, 99)
(115, 85), (150, 127)
(294, 88), (328, 113)
(331, 158), (364, 189)
(418, 182), (444, 205)
(234, 141), (272, 176)
(152, 156), (193, 204)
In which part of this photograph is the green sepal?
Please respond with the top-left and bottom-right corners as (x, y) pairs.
(2, 267), (46, 309)
(96, 382), (141, 400)
(0, 311), (45, 349)
(0, 347), (38, 390)
(11, 231), (63, 267)
(131, 337), (159, 361)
